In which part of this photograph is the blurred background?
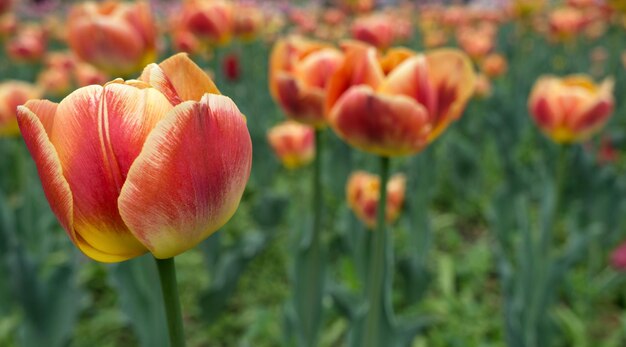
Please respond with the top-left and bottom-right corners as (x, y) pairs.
(1, 0), (626, 346)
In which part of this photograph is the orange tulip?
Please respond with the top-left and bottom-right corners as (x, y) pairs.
(481, 53), (508, 78)
(175, 0), (233, 46)
(6, 24), (46, 62)
(528, 75), (614, 143)
(269, 36), (344, 128)
(0, 81), (41, 136)
(456, 24), (496, 60)
(548, 7), (587, 41)
(346, 171), (406, 228)
(351, 14), (396, 50)
(17, 53), (252, 262)
(267, 120), (315, 169)
(67, 1), (156, 76)
(326, 44), (476, 157)
(233, 3), (263, 41)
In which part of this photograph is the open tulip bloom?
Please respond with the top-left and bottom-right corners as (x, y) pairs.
(17, 53), (252, 347)
(324, 42), (476, 347)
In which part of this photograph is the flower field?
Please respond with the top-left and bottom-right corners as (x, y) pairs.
(0, 0), (626, 346)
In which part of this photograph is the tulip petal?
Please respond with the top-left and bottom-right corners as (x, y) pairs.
(49, 84), (173, 260)
(424, 49), (476, 141)
(140, 53), (220, 105)
(326, 44), (384, 113)
(328, 85), (430, 157)
(17, 104), (133, 262)
(274, 73), (326, 126)
(119, 93), (252, 259)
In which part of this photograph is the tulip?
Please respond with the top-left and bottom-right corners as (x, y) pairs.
(351, 14), (396, 50)
(267, 120), (315, 169)
(611, 241), (626, 271)
(222, 52), (240, 82)
(175, 0), (233, 46)
(481, 53), (508, 78)
(17, 53), (251, 262)
(6, 24), (46, 62)
(233, 3), (263, 41)
(456, 24), (496, 60)
(67, 1), (157, 76)
(346, 171), (405, 228)
(325, 44), (476, 157)
(528, 75), (614, 143)
(269, 36), (344, 128)
(548, 7), (587, 41)
(0, 81), (41, 136)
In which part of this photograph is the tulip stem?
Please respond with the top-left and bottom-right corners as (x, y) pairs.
(155, 257), (186, 347)
(362, 156), (391, 347)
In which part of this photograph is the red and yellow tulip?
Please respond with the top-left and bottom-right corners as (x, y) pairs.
(267, 121), (315, 169)
(528, 75), (614, 143)
(17, 53), (252, 262)
(269, 36), (344, 128)
(325, 44), (476, 157)
(346, 171), (406, 228)
(67, 1), (156, 76)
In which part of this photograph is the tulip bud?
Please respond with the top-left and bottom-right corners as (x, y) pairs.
(528, 75), (614, 143)
(346, 171), (406, 228)
(6, 24), (46, 62)
(481, 53), (508, 78)
(267, 121), (315, 169)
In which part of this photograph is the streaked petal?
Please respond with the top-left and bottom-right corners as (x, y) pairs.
(328, 85), (430, 157)
(49, 84), (173, 259)
(119, 93), (252, 258)
(274, 73), (326, 126)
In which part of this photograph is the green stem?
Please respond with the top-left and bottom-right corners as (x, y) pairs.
(363, 156), (391, 347)
(155, 257), (186, 347)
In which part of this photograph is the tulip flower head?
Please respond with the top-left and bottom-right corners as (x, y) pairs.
(528, 75), (614, 144)
(0, 81), (41, 136)
(269, 36), (344, 128)
(267, 120), (315, 169)
(174, 0), (234, 47)
(67, 1), (157, 77)
(346, 171), (406, 228)
(325, 44), (476, 157)
(17, 53), (252, 262)
(481, 53), (508, 78)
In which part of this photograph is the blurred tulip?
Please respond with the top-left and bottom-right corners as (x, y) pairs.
(175, 0), (233, 46)
(267, 120), (315, 169)
(0, 13), (16, 38)
(37, 68), (72, 97)
(233, 3), (263, 41)
(511, 0), (546, 19)
(269, 36), (344, 128)
(481, 53), (508, 78)
(351, 14), (396, 50)
(346, 171), (406, 228)
(611, 241), (626, 270)
(474, 73), (493, 99)
(334, 0), (374, 13)
(548, 7), (587, 41)
(325, 44), (476, 157)
(17, 53), (251, 262)
(67, 1), (156, 76)
(74, 62), (109, 87)
(223, 52), (240, 81)
(456, 24), (496, 60)
(0, 81), (41, 136)
(6, 24), (46, 61)
(528, 75), (614, 143)
(422, 28), (448, 49)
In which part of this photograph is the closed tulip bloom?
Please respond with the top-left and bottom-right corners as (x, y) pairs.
(528, 75), (614, 143)
(6, 24), (46, 62)
(269, 36), (344, 128)
(346, 171), (406, 228)
(326, 44), (476, 157)
(0, 81), (41, 136)
(67, 1), (156, 76)
(17, 53), (252, 262)
(267, 120), (315, 169)
(549, 7), (587, 40)
(233, 3), (263, 41)
(481, 53), (508, 78)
